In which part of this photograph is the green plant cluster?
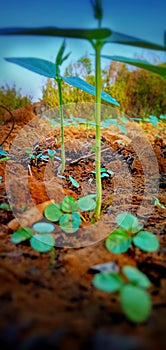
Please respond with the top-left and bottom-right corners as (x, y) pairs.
(11, 195), (96, 251)
(93, 265), (152, 322)
(105, 212), (159, 253)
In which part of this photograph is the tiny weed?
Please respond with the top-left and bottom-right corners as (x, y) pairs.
(93, 265), (152, 323)
(105, 212), (159, 253)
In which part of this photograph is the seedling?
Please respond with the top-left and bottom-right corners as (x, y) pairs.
(90, 167), (114, 179)
(0, 202), (11, 211)
(1, 0), (165, 219)
(0, 148), (9, 162)
(68, 176), (80, 188)
(105, 212), (159, 253)
(153, 196), (166, 209)
(25, 148), (61, 166)
(93, 265), (152, 323)
(44, 195), (96, 234)
(11, 223), (55, 252)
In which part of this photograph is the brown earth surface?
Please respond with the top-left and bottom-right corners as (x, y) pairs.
(0, 104), (166, 350)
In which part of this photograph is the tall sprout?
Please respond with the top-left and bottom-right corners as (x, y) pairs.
(1, 0), (165, 219)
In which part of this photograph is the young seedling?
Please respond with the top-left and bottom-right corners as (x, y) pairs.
(0, 148), (9, 162)
(153, 196), (166, 209)
(0, 202), (11, 211)
(93, 265), (152, 323)
(105, 212), (159, 253)
(1, 0), (165, 218)
(44, 195), (96, 234)
(90, 167), (114, 179)
(11, 223), (55, 252)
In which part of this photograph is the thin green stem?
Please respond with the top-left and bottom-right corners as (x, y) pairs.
(57, 77), (65, 173)
(94, 42), (102, 219)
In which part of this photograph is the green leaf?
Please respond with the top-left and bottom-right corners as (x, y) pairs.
(120, 285), (152, 322)
(0, 202), (11, 211)
(149, 115), (159, 126)
(55, 40), (66, 67)
(93, 272), (123, 292)
(105, 229), (132, 254)
(47, 149), (56, 158)
(32, 222), (55, 233)
(0, 149), (8, 156)
(101, 55), (166, 79)
(105, 31), (166, 51)
(59, 212), (81, 233)
(68, 176), (80, 188)
(122, 266), (151, 288)
(101, 172), (109, 178)
(0, 26), (111, 40)
(44, 204), (62, 222)
(0, 157), (9, 162)
(61, 196), (79, 213)
(30, 233), (54, 252)
(133, 231), (159, 252)
(116, 212), (142, 234)
(91, 0), (103, 21)
(5, 57), (56, 78)
(11, 227), (33, 244)
(61, 76), (120, 106)
(153, 196), (166, 209)
(118, 124), (127, 134)
(78, 195), (96, 211)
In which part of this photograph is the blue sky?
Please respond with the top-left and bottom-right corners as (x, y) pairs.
(0, 0), (166, 101)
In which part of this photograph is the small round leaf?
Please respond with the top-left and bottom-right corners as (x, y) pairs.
(116, 212), (141, 233)
(78, 196), (96, 211)
(133, 231), (159, 252)
(33, 222), (55, 233)
(105, 229), (132, 254)
(61, 196), (78, 213)
(122, 266), (151, 288)
(120, 285), (152, 322)
(93, 272), (124, 292)
(11, 227), (33, 244)
(59, 212), (81, 233)
(44, 203), (62, 222)
(30, 234), (54, 252)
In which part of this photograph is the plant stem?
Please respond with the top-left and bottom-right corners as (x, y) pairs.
(57, 78), (65, 173)
(94, 42), (102, 219)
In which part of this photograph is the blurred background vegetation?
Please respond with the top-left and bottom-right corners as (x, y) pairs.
(0, 56), (166, 119)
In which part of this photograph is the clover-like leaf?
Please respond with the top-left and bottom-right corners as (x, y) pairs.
(105, 229), (132, 254)
(32, 222), (55, 233)
(59, 212), (81, 233)
(78, 195), (96, 211)
(116, 212), (142, 234)
(44, 203), (62, 222)
(93, 272), (123, 292)
(133, 231), (159, 252)
(30, 233), (54, 252)
(120, 285), (152, 322)
(11, 227), (33, 244)
(122, 266), (151, 289)
(61, 196), (79, 213)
